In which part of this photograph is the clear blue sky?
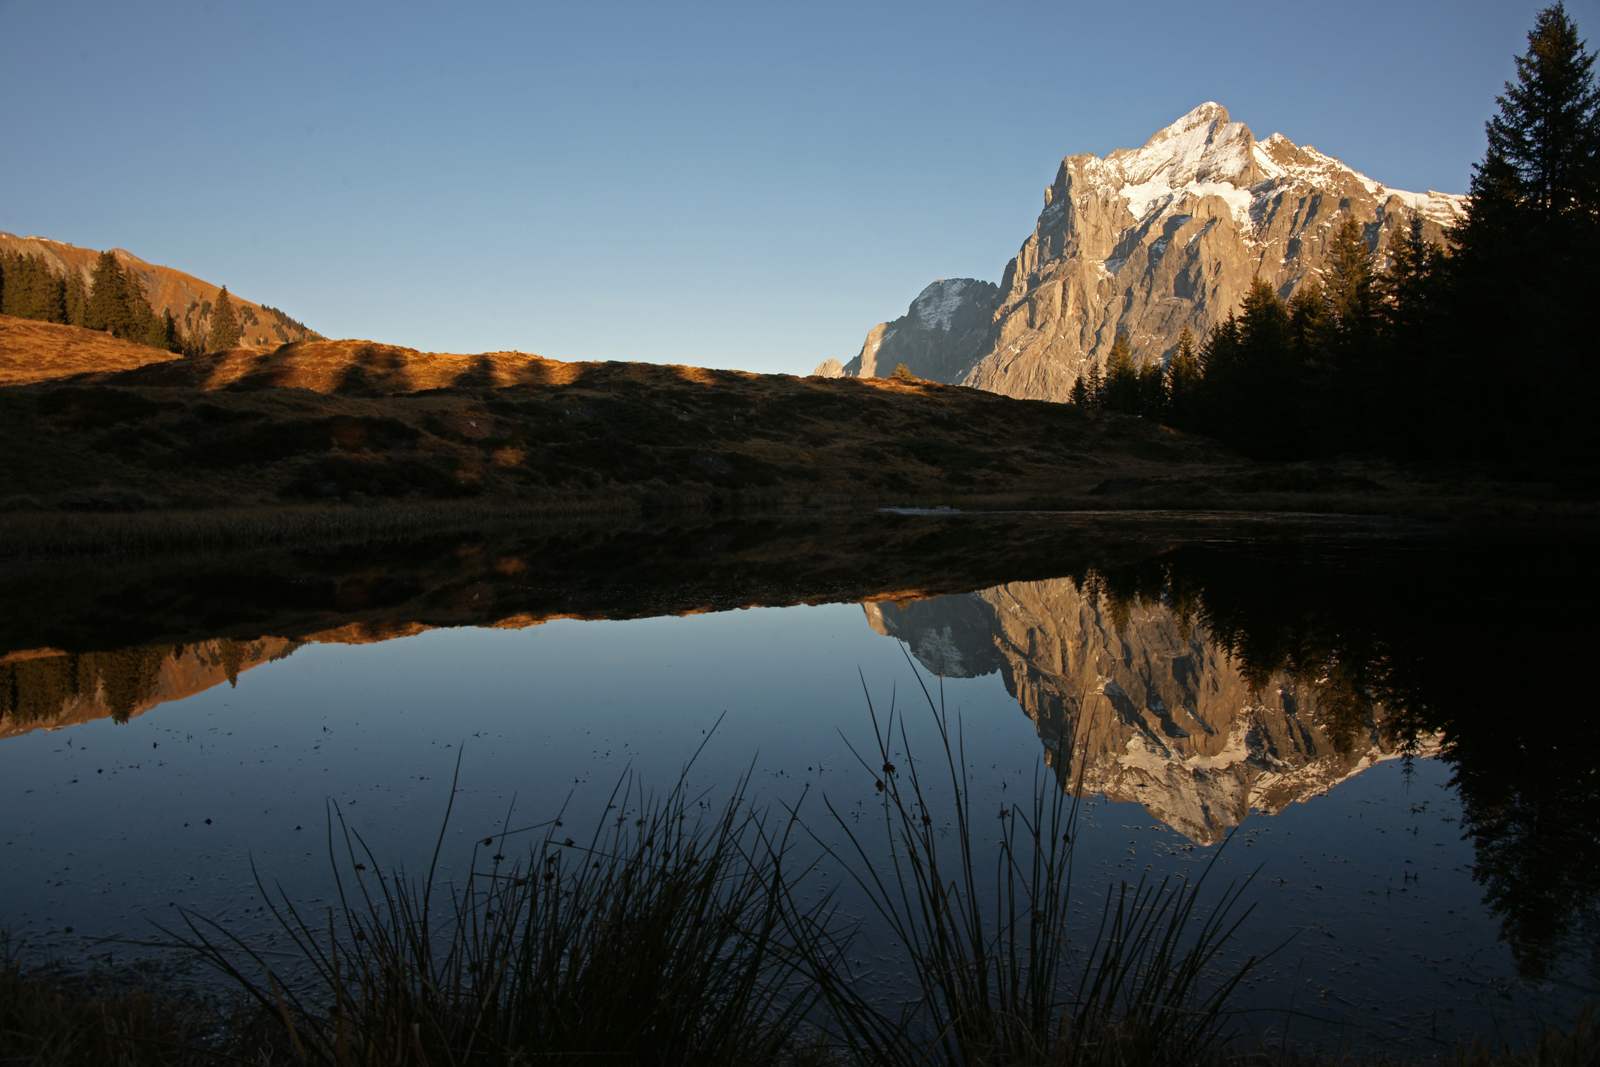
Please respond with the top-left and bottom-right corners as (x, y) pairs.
(2, 0), (1591, 373)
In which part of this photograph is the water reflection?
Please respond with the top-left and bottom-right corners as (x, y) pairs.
(3, 516), (1596, 989)
(863, 536), (1600, 983)
(865, 577), (1429, 844)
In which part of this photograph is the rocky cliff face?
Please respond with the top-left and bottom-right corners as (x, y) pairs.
(830, 104), (1467, 402)
(863, 577), (1433, 842)
(813, 279), (1000, 381)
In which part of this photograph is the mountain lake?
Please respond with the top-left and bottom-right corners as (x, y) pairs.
(1, 510), (1594, 1051)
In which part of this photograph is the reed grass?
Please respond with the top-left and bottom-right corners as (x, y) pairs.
(0, 932), (253, 1066)
(809, 656), (1261, 1066)
(8, 669), (1595, 1065)
(166, 746), (845, 1066)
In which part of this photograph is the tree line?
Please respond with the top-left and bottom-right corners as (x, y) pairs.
(1071, 3), (1600, 468)
(0, 249), (246, 354)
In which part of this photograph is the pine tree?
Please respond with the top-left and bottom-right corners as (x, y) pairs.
(1101, 333), (1140, 414)
(1165, 327), (1203, 430)
(1481, 3), (1600, 220)
(0, 253), (66, 323)
(1085, 361), (1104, 408)
(64, 269), (90, 327)
(87, 251), (129, 335)
(1444, 4), (1600, 460)
(1287, 278), (1334, 355)
(1373, 214), (1447, 456)
(1325, 216), (1377, 334)
(1069, 375), (1089, 406)
(209, 286), (241, 351)
(1137, 357), (1166, 418)
(1378, 212), (1441, 335)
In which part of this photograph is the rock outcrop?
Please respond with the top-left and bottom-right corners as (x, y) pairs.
(838, 104), (1467, 402)
(863, 577), (1434, 842)
(814, 279), (1000, 381)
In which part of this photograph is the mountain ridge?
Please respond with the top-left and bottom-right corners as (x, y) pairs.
(0, 231), (321, 350)
(819, 103), (1467, 401)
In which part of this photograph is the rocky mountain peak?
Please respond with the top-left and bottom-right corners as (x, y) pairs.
(1107, 101), (1256, 190)
(827, 104), (1468, 403)
(863, 578), (1438, 843)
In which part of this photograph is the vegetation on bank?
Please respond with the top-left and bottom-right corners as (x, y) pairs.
(1069, 4), (1600, 470)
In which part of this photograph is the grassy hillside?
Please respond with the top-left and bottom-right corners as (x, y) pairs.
(0, 333), (1232, 514)
(0, 313), (182, 385)
(0, 232), (320, 350)
(1, 321), (1590, 535)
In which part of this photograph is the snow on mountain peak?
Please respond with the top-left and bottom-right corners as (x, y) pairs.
(913, 279), (970, 332)
(1077, 104), (1467, 230)
(1116, 102), (1254, 188)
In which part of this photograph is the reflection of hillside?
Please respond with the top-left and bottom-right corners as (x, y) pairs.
(865, 579), (1433, 842)
(0, 638), (300, 739)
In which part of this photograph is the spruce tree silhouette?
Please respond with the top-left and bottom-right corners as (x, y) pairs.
(208, 286), (242, 351)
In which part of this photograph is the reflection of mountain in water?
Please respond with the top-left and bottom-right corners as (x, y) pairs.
(865, 579), (1430, 842)
(0, 638), (301, 738)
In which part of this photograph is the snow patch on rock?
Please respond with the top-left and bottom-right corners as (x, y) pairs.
(913, 279), (970, 332)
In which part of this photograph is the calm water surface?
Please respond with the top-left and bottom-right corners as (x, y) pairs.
(1, 514), (1595, 1049)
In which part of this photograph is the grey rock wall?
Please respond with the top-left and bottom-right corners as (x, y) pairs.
(814, 278), (1000, 381)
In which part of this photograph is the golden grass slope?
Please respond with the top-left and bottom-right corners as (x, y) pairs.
(107, 338), (561, 394)
(0, 333), (1233, 513)
(0, 231), (321, 349)
(0, 314), (183, 385)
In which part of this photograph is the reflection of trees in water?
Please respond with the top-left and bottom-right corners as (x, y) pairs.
(0, 637), (293, 729)
(1077, 552), (1402, 757)
(1, 646), (173, 724)
(1078, 539), (1600, 983)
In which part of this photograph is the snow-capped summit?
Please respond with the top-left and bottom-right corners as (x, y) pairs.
(825, 104), (1468, 402)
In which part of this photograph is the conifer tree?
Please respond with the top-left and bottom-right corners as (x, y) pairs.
(1165, 327), (1203, 430)
(87, 252), (129, 335)
(1482, 2), (1600, 220)
(1101, 333), (1140, 414)
(209, 286), (241, 351)
(1069, 375), (1089, 406)
(1378, 212), (1441, 335)
(1137, 357), (1166, 418)
(1084, 361), (1104, 408)
(1287, 278), (1334, 355)
(0, 253), (66, 323)
(64, 269), (90, 327)
(1325, 217), (1377, 334)
(1444, 3), (1600, 460)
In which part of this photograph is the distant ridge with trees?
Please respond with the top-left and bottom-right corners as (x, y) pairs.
(0, 232), (319, 356)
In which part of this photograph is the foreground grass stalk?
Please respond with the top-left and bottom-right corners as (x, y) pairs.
(167, 744), (845, 1067)
(811, 651), (1262, 1066)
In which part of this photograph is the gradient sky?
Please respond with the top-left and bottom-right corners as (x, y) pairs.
(2, 0), (1592, 373)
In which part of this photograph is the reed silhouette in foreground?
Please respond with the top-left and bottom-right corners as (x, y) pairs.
(152, 663), (1267, 1066)
(169, 739), (842, 1066)
(813, 663), (1262, 1066)
(11, 668), (1592, 1064)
